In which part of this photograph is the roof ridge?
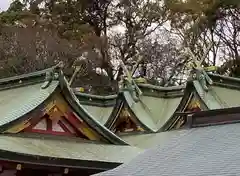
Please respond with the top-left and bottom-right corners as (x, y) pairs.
(73, 91), (117, 100)
(208, 73), (240, 83)
(0, 63), (63, 85)
(138, 83), (185, 91)
(73, 84), (185, 101)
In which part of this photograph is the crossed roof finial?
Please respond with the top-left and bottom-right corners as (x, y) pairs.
(69, 53), (88, 86)
(186, 44), (214, 91)
(119, 57), (143, 101)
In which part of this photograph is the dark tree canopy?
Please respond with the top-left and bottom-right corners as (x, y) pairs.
(0, 0), (239, 93)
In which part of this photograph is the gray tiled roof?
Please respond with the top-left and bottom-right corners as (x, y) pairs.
(95, 123), (240, 176)
(121, 130), (180, 149)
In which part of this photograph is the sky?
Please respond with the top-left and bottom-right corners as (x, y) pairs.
(0, 0), (11, 11)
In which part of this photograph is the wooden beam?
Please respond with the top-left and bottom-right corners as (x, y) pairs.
(186, 107), (240, 128)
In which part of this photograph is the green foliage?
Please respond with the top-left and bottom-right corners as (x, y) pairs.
(8, 0), (25, 12)
(1, 0), (239, 88)
(167, 0), (240, 26)
(167, 0), (240, 77)
(0, 0), (24, 25)
(0, 11), (20, 24)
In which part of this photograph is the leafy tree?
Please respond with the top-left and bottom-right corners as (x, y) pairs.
(166, 0), (240, 76)
(3, 0), (239, 93)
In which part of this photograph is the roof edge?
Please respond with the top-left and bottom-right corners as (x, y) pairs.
(138, 83), (185, 92)
(58, 72), (128, 145)
(0, 148), (120, 170)
(208, 73), (240, 83)
(73, 91), (117, 100)
(73, 83), (185, 100)
(0, 62), (63, 85)
(104, 93), (124, 128)
(160, 80), (209, 132)
(123, 91), (158, 132)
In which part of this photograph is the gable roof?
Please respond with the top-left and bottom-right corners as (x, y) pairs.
(94, 121), (240, 176)
(71, 70), (240, 136)
(73, 80), (186, 135)
(74, 91), (117, 125)
(114, 84), (185, 132)
(183, 71), (240, 111)
(0, 64), (127, 145)
(161, 71), (240, 131)
(116, 71), (240, 148)
(58, 74), (127, 144)
(0, 81), (58, 127)
(0, 66), (60, 129)
(161, 81), (207, 131)
(104, 92), (151, 133)
(204, 73), (240, 108)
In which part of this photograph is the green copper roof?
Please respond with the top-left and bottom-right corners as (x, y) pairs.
(74, 82), (184, 132)
(210, 86), (240, 108)
(74, 91), (117, 100)
(0, 81), (58, 127)
(74, 91), (117, 125)
(59, 75), (128, 145)
(74, 91), (117, 107)
(0, 65), (128, 145)
(193, 81), (224, 109)
(140, 96), (182, 129)
(124, 91), (158, 131)
(192, 73), (240, 110)
(123, 90), (182, 132)
(82, 105), (114, 125)
(0, 135), (142, 163)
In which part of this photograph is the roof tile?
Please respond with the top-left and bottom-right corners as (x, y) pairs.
(95, 123), (240, 176)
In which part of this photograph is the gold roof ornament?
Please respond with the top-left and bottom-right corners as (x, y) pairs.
(78, 87), (85, 92)
(121, 107), (130, 117)
(134, 77), (147, 84)
(204, 66), (218, 72)
(137, 126), (145, 132)
(188, 99), (201, 109)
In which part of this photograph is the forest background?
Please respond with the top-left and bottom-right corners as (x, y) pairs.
(0, 0), (239, 94)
